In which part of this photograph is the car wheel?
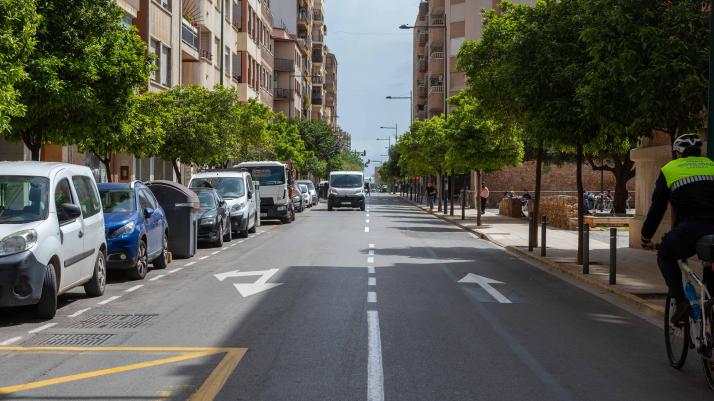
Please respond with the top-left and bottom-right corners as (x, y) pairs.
(152, 233), (169, 269)
(248, 213), (257, 234)
(35, 263), (57, 320)
(223, 221), (233, 242)
(84, 251), (106, 296)
(328, 202), (333, 211)
(128, 239), (148, 280)
(214, 222), (224, 247)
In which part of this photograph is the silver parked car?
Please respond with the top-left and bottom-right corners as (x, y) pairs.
(296, 180), (319, 206)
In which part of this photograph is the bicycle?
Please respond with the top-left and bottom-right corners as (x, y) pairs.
(664, 235), (714, 389)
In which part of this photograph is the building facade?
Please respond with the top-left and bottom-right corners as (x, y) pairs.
(272, 28), (311, 119)
(324, 52), (338, 127)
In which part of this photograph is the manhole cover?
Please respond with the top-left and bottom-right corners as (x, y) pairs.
(70, 314), (158, 329)
(32, 334), (114, 346)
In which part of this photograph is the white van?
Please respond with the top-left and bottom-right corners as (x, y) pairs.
(188, 171), (257, 238)
(328, 171), (366, 211)
(236, 162), (292, 223)
(0, 162), (107, 318)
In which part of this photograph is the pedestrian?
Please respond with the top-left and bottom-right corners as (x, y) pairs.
(426, 182), (437, 212)
(479, 182), (490, 214)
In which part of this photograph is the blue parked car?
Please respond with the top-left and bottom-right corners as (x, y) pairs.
(97, 181), (169, 280)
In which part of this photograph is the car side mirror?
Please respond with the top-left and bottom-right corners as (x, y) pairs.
(62, 203), (82, 219)
(143, 207), (155, 218)
(247, 191), (253, 199)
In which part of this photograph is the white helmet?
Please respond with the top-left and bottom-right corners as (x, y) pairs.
(673, 134), (702, 154)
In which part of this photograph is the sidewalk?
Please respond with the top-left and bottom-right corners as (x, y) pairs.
(408, 197), (667, 316)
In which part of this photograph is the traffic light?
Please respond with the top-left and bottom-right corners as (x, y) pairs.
(362, 150), (367, 156)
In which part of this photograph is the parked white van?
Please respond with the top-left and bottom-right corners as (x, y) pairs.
(188, 170), (257, 238)
(0, 162), (107, 318)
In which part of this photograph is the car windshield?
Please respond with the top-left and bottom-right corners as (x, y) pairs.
(0, 176), (49, 224)
(197, 192), (217, 208)
(245, 166), (285, 186)
(190, 177), (245, 199)
(298, 181), (315, 191)
(299, 185), (308, 193)
(99, 189), (136, 213)
(330, 174), (363, 188)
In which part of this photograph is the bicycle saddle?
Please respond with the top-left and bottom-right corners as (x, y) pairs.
(696, 235), (714, 262)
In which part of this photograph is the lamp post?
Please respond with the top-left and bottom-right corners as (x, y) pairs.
(400, 22), (448, 121)
(380, 125), (398, 142)
(377, 137), (391, 151)
(709, 8), (714, 158)
(386, 93), (413, 125)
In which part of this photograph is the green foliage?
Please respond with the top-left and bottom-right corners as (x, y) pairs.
(265, 113), (308, 169)
(381, 146), (403, 180)
(0, 0), (38, 133)
(397, 115), (448, 176)
(297, 119), (344, 176)
(337, 149), (365, 172)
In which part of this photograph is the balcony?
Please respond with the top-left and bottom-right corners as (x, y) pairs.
(181, 20), (198, 50)
(312, 51), (323, 64)
(274, 58), (294, 72)
(312, 31), (324, 43)
(298, 7), (313, 26)
(417, 56), (427, 72)
(418, 31), (428, 46)
(312, 74), (323, 84)
(260, 0), (273, 25)
(199, 49), (213, 62)
(313, 10), (323, 22)
(298, 33), (312, 49)
(275, 88), (291, 100)
(232, 73), (242, 83)
(430, 47), (445, 59)
(417, 85), (427, 98)
(429, 85), (444, 94)
(430, 14), (445, 26)
(311, 95), (323, 105)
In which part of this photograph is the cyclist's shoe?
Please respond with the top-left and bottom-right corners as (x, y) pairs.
(671, 300), (690, 325)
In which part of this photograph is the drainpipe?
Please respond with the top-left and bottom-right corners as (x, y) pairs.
(220, 0), (225, 86)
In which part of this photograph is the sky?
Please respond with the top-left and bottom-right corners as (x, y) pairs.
(323, 0), (416, 179)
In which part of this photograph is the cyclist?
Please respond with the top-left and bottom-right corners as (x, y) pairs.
(641, 134), (714, 324)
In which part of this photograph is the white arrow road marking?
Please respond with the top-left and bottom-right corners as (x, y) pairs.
(0, 337), (23, 346)
(214, 268), (283, 297)
(458, 273), (512, 304)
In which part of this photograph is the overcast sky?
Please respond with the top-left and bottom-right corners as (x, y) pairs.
(324, 0), (416, 178)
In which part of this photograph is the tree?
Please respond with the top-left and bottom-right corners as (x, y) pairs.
(266, 114), (308, 172)
(297, 119), (343, 174)
(8, 0), (147, 160)
(445, 92), (524, 224)
(0, 0), (38, 133)
(231, 98), (273, 164)
(337, 150), (365, 172)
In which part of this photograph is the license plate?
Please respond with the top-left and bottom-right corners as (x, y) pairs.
(342, 202), (352, 206)
(260, 213), (268, 218)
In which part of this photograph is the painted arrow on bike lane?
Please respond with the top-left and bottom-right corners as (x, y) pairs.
(458, 273), (512, 303)
(214, 268), (283, 297)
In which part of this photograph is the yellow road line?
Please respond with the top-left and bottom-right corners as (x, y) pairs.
(189, 349), (247, 401)
(0, 346), (235, 352)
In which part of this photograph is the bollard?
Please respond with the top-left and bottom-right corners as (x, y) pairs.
(582, 224), (590, 274)
(528, 215), (534, 252)
(461, 189), (466, 220)
(540, 215), (547, 257)
(609, 227), (617, 285)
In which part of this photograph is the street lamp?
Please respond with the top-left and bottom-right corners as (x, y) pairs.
(386, 92), (413, 125)
(380, 125), (398, 141)
(377, 137), (391, 150)
(400, 22), (448, 121)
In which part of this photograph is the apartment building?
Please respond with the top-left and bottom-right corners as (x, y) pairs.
(412, 0), (533, 120)
(272, 28), (311, 119)
(324, 52), (338, 127)
(310, 0), (326, 120)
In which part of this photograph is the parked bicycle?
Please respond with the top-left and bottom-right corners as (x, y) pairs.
(664, 235), (714, 389)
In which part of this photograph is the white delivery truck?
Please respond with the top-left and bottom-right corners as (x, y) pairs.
(328, 171), (366, 211)
(235, 161), (295, 224)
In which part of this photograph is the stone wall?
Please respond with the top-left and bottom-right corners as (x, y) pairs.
(481, 161), (635, 208)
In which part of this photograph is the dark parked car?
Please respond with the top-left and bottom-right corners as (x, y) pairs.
(291, 183), (305, 213)
(98, 181), (169, 280)
(193, 188), (231, 247)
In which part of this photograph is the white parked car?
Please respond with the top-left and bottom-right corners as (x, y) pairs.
(189, 170), (258, 238)
(296, 180), (319, 206)
(0, 162), (107, 319)
(298, 184), (312, 208)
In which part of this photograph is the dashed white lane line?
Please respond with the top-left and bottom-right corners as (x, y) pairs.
(230, 244), (237, 247)
(369, 244), (375, 248)
(98, 296), (121, 305)
(238, 240), (245, 244)
(365, 227), (370, 233)
(185, 261), (197, 267)
(368, 292), (377, 303)
(367, 213), (370, 217)
(368, 277), (376, 286)
(125, 285), (143, 293)
(368, 266), (375, 274)
(366, 219), (370, 224)
(200, 256), (209, 260)
(68, 308), (91, 318)
(168, 268), (183, 274)
(0, 337), (23, 346)
(367, 257), (374, 264)
(367, 310), (384, 401)
(149, 275), (166, 282)
(28, 323), (57, 334)
(212, 251), (221, 255)
(368, 250), (375, 256)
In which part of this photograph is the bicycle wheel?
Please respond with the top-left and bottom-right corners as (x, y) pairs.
(665, 293), (690, 369)
(702, 305), (714, 389)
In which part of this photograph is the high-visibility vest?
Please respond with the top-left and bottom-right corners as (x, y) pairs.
(661, 156), (714, 190)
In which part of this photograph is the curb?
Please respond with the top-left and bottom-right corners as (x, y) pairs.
(404, 197), (665, 319)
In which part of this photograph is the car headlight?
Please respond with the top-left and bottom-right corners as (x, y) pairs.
(200, 216), (216, 225)
(277, 205), (287, 211)
(0, 229), (38, 256)
(231, 202), (246, 212)
(355, 189), (364, 195)
(330, 188), (338, 195)
(110, 221), (136, 238)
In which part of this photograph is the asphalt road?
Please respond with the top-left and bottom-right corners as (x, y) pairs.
(0, 194), (712, 400)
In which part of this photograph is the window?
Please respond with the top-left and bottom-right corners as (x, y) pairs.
(160, 0), (172, 10)
(71, 176), (101, 218)
(224, 46), (230, 77)
(55, 179), (75, 224)
(138, 190), (153, 211)
(0, 176), (49, 224)
(150, 39), (160, 81)
(232, 52), (241, 82)
(215, 37), (221, 67)
(161, 45), (171, 86)
(141, 189), (159, 209)
(224, 0), (231, 20)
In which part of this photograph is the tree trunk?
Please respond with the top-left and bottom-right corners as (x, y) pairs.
(531, 144), (543, 249)
(576, 142), (585, 265)
(172, 159), (182, 184)
(449, 175), (454, 216)
(612, 154), (635, 214)
(476, 171), (482, 226)
(98, 153), (113, 183)
(437, 173), (443, 212)
(444, 173), (449, 216)
(29, 144), (41, 161)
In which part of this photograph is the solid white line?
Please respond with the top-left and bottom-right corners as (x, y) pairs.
(230, 244), (236, 247)
(368, 266), (375, 274)
(368, 292), (377, 303)
(68, 308), (91, 318)
(367, 310), (384, 401)
(185, 261), (197, 267)
(125, 285), (143, 293)
(238, 240), (245, 244)
(212, 251), (221, 255)
(368, 277), (376, 286)
(368, 250), (375, 256)
(367, 257), (374, 264)
(0, 337), (23, 346)
(365, 227), (370, 233)
(149, 275), (166, 281)
(369, 244), (375, 248)
(28, 323), (57, 334)
(98, 295), (120, 305)
(200, 256), (209, 260)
